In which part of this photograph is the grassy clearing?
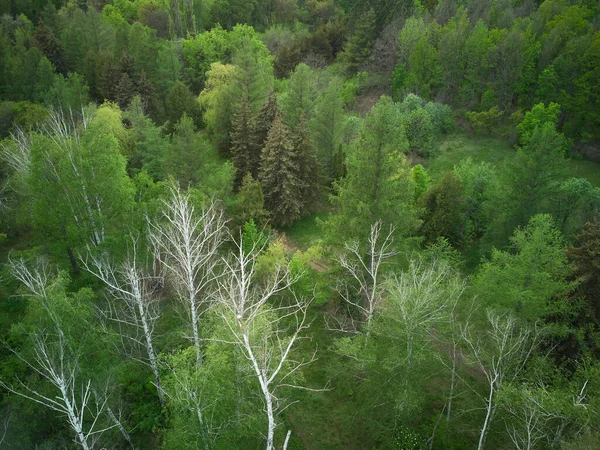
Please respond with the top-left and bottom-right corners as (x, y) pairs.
(281, 211), (330, 250)
(427, 132), (600, 187)
(427, 133), (515, 182)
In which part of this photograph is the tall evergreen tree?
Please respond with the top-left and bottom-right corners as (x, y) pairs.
(338, 8), (377, 72)
(115, 73), (136, 109)
(259, 115), (302, 227)
(230, 95), (254, 191)
(279, 63), (317, 131)
(312, 76), (345, 182)
(32, 20), (68, 75)
(250, 89), (278, 166)
(292, 113), (321, 213)
(326, 96), (417, 241)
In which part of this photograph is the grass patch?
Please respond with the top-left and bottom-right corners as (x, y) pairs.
(427, 132), (600, 188)
(427, 133), (514, 182)
(568, 157), (600, 187)
(282, 211), (329, 250)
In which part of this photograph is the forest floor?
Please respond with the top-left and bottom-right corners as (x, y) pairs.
(280, 131), (600, 449)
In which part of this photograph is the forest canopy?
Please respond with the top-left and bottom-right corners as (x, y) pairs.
(0, 0), (599, 449)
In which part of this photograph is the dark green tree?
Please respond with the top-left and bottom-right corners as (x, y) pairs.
(32, 20), (68, 75)
(230, 95), (255, 191)
(338, 8), (377, 72)
(291, 113), (321, 214)
(486, 123), (569, 248)
(114, 73), (136, 109)
(259, 115), (302, 227)
(250, 89), (278, 167)
(418, 172), (464, 246)
(165, 80), (198, 131)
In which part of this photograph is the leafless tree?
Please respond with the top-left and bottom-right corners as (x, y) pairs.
(5, 255), (132, 445)
(148, 183), (227, 366)
(334, 221), (396, 332)
(80, 236), (165, 405)
(0, 331), (115, 450)
(214, 232), (321, 450)
(385, 257), (465, 363)
(0, 409), (10, 447)
(461, 310), (542, 450)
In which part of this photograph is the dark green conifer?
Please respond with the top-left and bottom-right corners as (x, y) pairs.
(291, 113), (321, 213)
(230, 95), (254, 191)
(338, 9), (377, 72)
(32, 20), (68, 75)
(115, 73), (136, 109)
(259, 115), (302, 227)
(250, 90), (278, 177)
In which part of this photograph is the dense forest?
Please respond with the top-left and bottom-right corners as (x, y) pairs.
(0, 0), (599, 448)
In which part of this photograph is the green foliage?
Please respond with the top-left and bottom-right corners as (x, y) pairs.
(476, 214), (572, 320)
(404, 107), (434, 156)
(486, 122), (569, 247)
(338, 8), (376, 72)
(517, 102), (561, 145)
(411, 164), (431, 200)
(259, 115), (302, 227)
(311, 76), (344, 182)
(466, 106), (504, 135)
(418, 172), (464, 246)
(234, 173), (270, 226)
(326, 96), (417, 241)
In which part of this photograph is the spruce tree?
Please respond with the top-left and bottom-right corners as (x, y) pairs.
(230, 95), (254, 191)
(250, 90), (278, 176)
(259, 115), (302, 227)
(32, 20), (68, 75)
(137, 70), (157, 116)
(292, 113), (321, 213)
(115, 73), (136, 109)
(119, 52), (137, 85)
(339, 9), (377, 72)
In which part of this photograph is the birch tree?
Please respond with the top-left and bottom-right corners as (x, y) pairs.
(80, 237), (165, 405)
(214, 233), (319, 450)
(384, 257), (465, 363)
(23, 106), (133, 272)
(148, 184), (227, 366)
(1, 331), (114, 450)
(334, 221), (396, 332)
(461, 310), (542, 450)
(2, 256), (124, 448)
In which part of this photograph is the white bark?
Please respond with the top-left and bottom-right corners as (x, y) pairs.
(6, 255), (131, 445)
(80, 237), (165, 405)
(461, 310), (541, 450)
(335, 221), (396, 331)
(0, 332), (114, 450)
(215, 232), (320, 450)
(148, 184), (227, 366)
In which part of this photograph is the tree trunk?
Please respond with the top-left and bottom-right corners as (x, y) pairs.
(66, 247), (79, 274)
(478, 380), (497, 450)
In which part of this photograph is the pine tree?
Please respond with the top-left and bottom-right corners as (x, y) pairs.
(230, 96), (254, 191)
(259, 116), (302, 227)
(292, 114), (321, 213)
(32, 20), (68, 75)
(249, 90), (278, 176)
(339, 9), (377, 72)
(119, 52), (137, 85)
(137, 70), (157, 116)
(115, 73), (136, 109)
(418, 172), (464, 246)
